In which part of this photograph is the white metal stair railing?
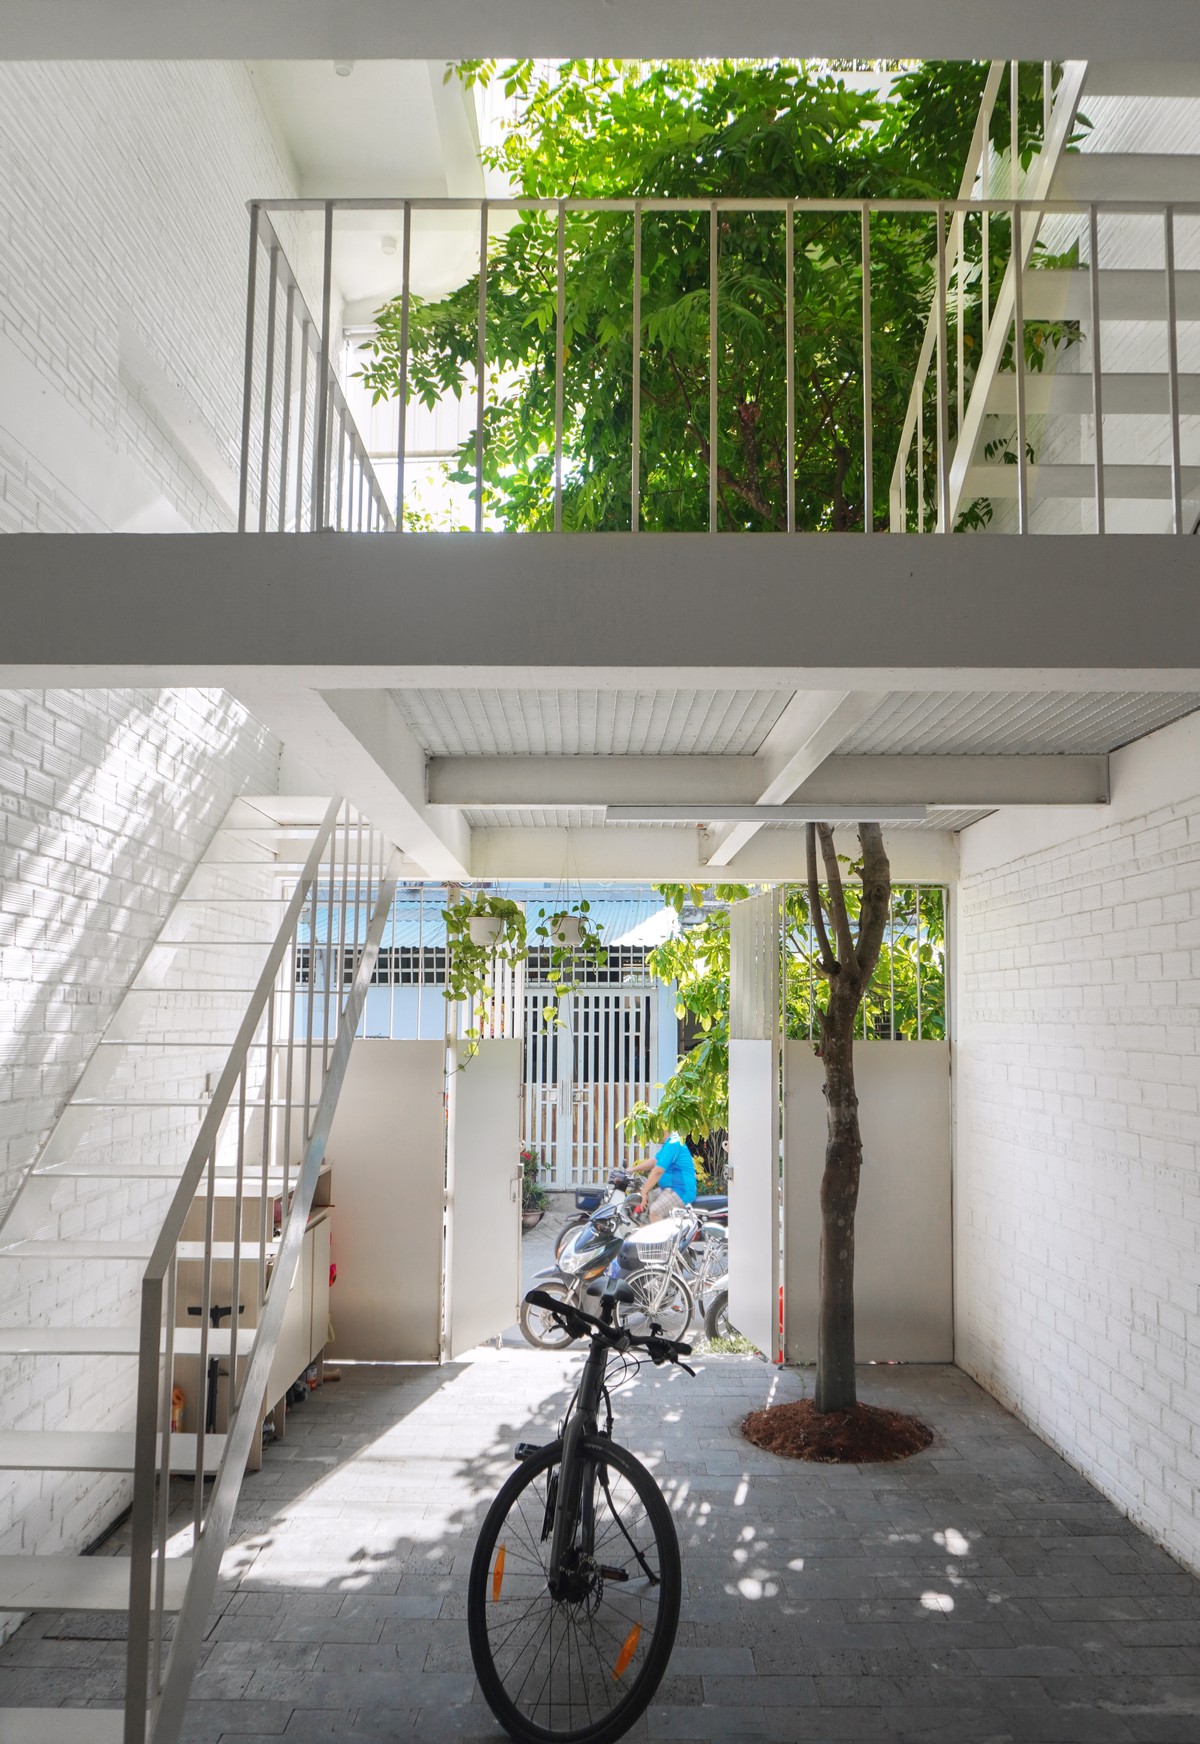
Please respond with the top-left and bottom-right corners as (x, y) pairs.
(891, 59), (1200, 535)
(0, 796), (399, 1744)
(123, 820), (402, 1744)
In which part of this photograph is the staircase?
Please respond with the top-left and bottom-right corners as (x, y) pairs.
(0, 795), (401, 1744)
(890, 59), (1200, 534)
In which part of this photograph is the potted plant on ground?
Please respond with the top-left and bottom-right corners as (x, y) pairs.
(521, 1147), (548, 1229)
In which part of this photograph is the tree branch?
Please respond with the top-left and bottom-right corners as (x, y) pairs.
(818, 823), (858, 972)
(806, 822), (839, 977)
(853, 821), (892, 980)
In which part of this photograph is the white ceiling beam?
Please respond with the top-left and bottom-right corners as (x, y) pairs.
(472, 825), (958, 885)
(6, 534), (1199, 688)
(702, 691), (877, 867)
(428, 753), (1111, 808)
(7, 3), (1195, 62)
(230, 681), (471, 879)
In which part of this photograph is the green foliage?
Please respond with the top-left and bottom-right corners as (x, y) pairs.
(623, 881), (946, 1154)
(358, 59), (1057, 535)
(531, 900), (607, 1012)
(442, 892), (528, 1049)
(521, 1146), (549, 1211)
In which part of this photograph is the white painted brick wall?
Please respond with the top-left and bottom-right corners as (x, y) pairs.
(0, 688), (281, 1597)
(0, 62), (302, 531)
(956, 709), (1200, 1575)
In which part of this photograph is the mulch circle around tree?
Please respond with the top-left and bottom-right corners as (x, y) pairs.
(741, 1399), (934, 1464)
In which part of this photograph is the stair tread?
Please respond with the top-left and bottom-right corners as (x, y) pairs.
(0, 1554), (190, 1612)
(1021, 267), (1200, 323)
(0, 1240), (270, 1260)
(0, 1431), (226, 1472)
(0, 1710), (127, 1744)
(985, 371), (1200, 415)
(1051, 153), (1200, 201)
(966, 462), (1200, 500)
(1084, 62), (1200, 99)
(0, 1326), (249, 1356)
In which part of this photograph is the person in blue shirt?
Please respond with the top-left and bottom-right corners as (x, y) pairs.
(632, 1132), (697, 1221)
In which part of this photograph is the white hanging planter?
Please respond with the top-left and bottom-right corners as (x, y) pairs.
(468, 913), (507, 947)
(550, 912), (585, 947)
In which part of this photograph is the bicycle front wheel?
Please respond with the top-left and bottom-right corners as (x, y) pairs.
(618, 1267), (693, 1343)
(468, 1437), (681, 1744)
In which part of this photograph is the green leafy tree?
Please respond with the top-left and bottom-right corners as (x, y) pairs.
(359, 59), (1055, 534)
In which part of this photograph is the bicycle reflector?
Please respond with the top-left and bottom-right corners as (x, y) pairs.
(613, 1622), (641, 1680)
(492, 1546), (505, 1601)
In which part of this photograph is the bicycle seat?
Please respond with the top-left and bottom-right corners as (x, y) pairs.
(586, 1280), (636, 1305)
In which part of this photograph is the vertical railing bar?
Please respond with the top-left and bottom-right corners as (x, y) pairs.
(955, 211), (965, 434)
(982, 159), (991, 349)
(339, 801), (351, 1017)
(284, 892), (299, 1212)
(1088, 204), (1106, 535)
(935, 203), (949, 530)
(395, 200), (412, 532)
(861, 205), (873, 534)
(303, 875), (316, 1144)
(257, 245), (280, 533)
(708, 201), (719, 533)
(1010, 61), (1020, 198)
(293, 321), (309, 531)
(1163, 206), (1183, 535)
(554, 199), (566, 533)
(888, 888), (896, 1041)
(335, 418), (347, 533)
(312, 201), (334, 531)
(785, 202), (795, 534)
(277, 282), (296, 534)
(124, 1272), (163, 1744)
(916, 397), (925, 531)
(237, 205), (261, 533)
(1012, 201), (1029, 534)
(632, 202), (642, 532)
(230, 1064), (247, 1393)
(415, 884), (425, 1041)
(151, 1251), (175, 1698)
(916, 884), (923, 1038)
(194, 1147), (216, 1540)
(1043, 60), (1052, 143)
(475, 199), (488, 534)
(353, 811), (365, 1034)
(257, 960), (275, 1315)
(322, 813), (336, 1076)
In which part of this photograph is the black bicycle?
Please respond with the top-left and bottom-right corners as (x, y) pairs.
(467, 1282), (695, 1744)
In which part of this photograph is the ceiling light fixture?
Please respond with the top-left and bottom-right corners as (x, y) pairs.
(333, 60), (355, 78)
(380, 235), (397, 257)
(604, 803), (929, 824)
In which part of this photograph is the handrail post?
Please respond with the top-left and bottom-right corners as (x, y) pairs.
(257, 244), (280, 533)
(312, 201), (334, 531)
(1088, 204), (1106, 534)
(1164, 206), (1183, 534)
(861, 204), (873, 534)
(708, 201), (719, 533)
(934, 203), (949, 531)
(395, 200), (411, 531)
(554, 200), (566, 533)
(1012, 201), (1029, 534)
(125, 1274), (164, 1744)
(785, 202), (795, 533)
(236, 204), (261, 533)
(475, 199), (488, 533)
(631, 202), (642, 532)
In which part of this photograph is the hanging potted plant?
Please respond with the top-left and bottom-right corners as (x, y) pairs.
(443, 892), (528, 1055)
(535, 897), (607, 999)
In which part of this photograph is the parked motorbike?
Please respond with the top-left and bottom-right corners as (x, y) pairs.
(520, 1201), (698, 1348)
(553, 1170), (728, 1260)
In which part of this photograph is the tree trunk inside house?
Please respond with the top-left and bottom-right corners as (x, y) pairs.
(814, 983), (865, 1412)
(808, 821), (892, 1414)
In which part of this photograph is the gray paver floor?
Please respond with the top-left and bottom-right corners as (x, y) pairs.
(4, 1223), (1199, 1743)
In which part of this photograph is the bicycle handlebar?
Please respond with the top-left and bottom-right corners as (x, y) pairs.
(524, 1288), (693, 1368)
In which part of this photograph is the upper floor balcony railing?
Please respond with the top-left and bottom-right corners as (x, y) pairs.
(239, 181), (1199, 540)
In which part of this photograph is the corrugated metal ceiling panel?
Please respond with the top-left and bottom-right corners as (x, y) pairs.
(392, 687), (790, 757)
(840, 691), (1200, 755)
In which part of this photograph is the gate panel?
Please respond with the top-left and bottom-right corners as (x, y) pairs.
(446, 1038), (523, 1357)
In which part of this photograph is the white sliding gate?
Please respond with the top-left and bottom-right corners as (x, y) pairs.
(523, 986), (655, 1188)
(726, 889), (784, 1363)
